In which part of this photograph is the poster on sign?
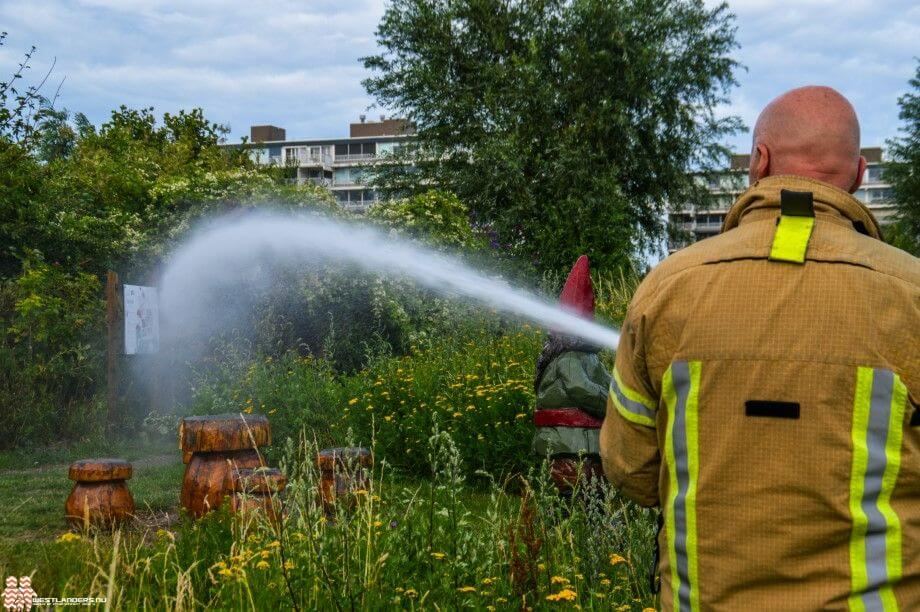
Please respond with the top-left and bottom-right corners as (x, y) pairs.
(124, 284), (159, 355)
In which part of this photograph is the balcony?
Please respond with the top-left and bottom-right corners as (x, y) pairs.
(285, 152), (333, 168)
(334, 153), (377, 164)
(284, 177), (333, 188)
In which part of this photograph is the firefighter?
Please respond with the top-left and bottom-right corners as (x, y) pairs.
(533, 255), (610, 495)
(600, 86), (920, 610)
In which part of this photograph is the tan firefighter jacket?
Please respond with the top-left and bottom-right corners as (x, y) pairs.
(599, 175), (920, 611)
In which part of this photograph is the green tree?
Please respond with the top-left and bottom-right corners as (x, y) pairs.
(363, 0), (742, 271)
(885, 60), (920, 256)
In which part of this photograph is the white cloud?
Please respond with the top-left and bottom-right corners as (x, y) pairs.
(0, 0), (915, 149)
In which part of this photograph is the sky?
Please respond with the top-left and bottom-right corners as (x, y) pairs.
(1, 0), (917, 154)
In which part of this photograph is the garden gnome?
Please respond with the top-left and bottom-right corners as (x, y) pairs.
(532, 255), (611, 496)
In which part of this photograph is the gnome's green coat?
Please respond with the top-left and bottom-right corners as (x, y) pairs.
(532, 351), (611, 458)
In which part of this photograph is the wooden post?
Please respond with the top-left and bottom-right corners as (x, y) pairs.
(105, 271), (120, 434)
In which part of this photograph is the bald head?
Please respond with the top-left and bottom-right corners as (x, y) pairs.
(749, 86), (866, 193)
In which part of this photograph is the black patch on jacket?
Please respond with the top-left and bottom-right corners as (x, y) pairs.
(745, 400), (800, 420)
(910, 407), (920, 427)
(780, 189), (815, 217)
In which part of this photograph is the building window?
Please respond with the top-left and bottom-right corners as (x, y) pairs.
(866, 165), (885, 184)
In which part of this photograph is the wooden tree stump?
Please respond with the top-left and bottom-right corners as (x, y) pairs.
(179, 414), (270, 517)
(316, 447), (373, 515)
(65, 458), (135, 527)
(226, 467), (287, 523)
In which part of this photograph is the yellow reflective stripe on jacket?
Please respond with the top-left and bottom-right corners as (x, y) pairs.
(610, 367), (657, 427)
(769, 215), (815, 263)
(663, 361), (702, 612)
(848, 367), (908, 612)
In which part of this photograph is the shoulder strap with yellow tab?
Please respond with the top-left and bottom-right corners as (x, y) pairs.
(769, 189), (815, 264)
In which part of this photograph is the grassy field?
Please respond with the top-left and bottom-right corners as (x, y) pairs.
(0, 433), (658, 610)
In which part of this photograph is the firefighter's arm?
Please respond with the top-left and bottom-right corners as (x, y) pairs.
(600, 308), (660, 507)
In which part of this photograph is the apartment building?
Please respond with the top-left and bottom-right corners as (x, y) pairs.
(669, 147), (894, 251)
(244, 117), (415, 210)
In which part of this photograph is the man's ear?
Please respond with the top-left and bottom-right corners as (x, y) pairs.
(848, 155), (867, 193)
(749, 143), (770, 183)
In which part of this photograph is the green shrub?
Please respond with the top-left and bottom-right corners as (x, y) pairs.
(344, 326), (542, 481)
(0, 262), (105, 446)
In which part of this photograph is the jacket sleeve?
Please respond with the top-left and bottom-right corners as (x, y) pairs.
(600, 301), (661, 507)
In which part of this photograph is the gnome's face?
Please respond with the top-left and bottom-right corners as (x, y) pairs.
(4, 576), (16, 588)
(18, 577), (30, 588)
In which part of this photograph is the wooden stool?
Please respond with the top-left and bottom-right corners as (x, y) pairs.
(65, 459), (134, 527)
(179, 414), (270, 517)
(226, 467), (287, 523)
(316, 447), (373, 515)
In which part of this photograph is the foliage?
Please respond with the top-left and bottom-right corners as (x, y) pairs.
(363, 0), (742, 272)
(0, 262), (105, 447)
(367, 189), (485, 250)
(345, 326), (542, 480)
(189, 268), (636, 476)
(0, 32), (60, 146)
(885, 59), (920, 256)
(1, 433), (657, 610)
(0, 98), (339, 446)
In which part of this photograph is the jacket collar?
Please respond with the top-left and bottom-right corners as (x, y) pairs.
(723, 175), (882, 240)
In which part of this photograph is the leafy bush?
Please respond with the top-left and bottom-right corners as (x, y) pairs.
(188, 267), (636, 476)
(344, 326), (541, 480)
(0, 262), (105, 447)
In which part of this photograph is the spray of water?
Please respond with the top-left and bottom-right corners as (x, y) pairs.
(159, 212), (621, 349)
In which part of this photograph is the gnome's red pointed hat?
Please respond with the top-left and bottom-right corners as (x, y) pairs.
(558, 255), (595, 320)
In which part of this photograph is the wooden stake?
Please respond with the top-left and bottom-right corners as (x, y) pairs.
(105, 271), (120, 433)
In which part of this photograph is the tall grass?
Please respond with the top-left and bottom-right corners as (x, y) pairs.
(18, 430), (656, 610)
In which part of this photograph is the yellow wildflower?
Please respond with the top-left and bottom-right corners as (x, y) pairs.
(156, 529), (174, 540)
(374, 521), (383, 528)
(404, 588), (418, 598)
(515, 413), (527, 419)
(551, 576), (569, 585)
(56, 532), (81, 543)
(600, 578), (611, 586)
(537, 563), (546, 571)
(481, 577), (495, 585)
(457, 586), (476, 593)
(349, 398), (358, 405)
(256, 560), (269, 570)
(431, 552), (447, 560)
(283, 560), (295, 570)
(609, 554), (627, 566)
(269, 540), (281, 548)
(452, 412), (463, 418)
(545, 588), (577, 602)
